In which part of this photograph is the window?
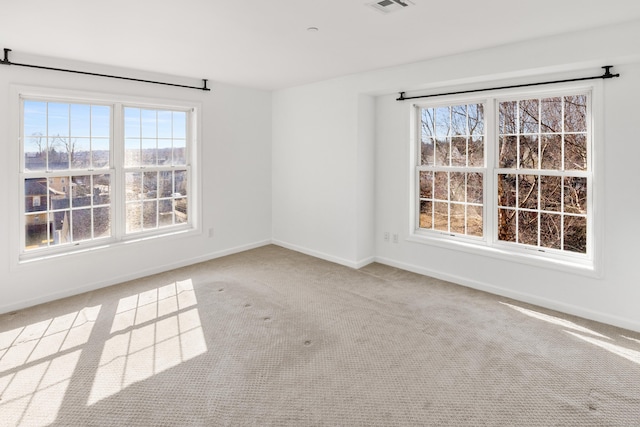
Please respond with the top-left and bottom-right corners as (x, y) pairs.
(19, 91), (197, 258)
(413, 86), (594, 267)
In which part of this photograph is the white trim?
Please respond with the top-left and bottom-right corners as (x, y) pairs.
(272, 239), (375, 269)
(374, 255), (640, 333)
(0, 239), (272, 315)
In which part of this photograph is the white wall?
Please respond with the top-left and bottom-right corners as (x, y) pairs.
(0, 53), (272, 313)
(272, 20), (640, 331)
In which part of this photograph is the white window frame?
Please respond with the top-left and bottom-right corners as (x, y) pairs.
(408, 81), (603, 276)
(12, 85), (202, 263)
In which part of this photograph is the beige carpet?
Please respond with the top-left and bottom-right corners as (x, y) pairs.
(1, 245), (639, 426)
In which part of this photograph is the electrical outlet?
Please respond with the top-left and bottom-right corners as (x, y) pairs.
(393, 233), (399, 243)
(384, 231), (390, 242)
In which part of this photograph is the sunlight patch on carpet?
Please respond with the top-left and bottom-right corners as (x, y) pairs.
(566, 331), (640, 365)
(0, 306), (101, 426)
(88, 279), (207, 406)
(499, 302), (609, 339)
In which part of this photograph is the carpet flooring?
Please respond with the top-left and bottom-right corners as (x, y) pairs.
(1, 245), (639, 426)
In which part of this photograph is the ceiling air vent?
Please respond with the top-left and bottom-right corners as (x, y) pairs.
(367, 0), (414, 14)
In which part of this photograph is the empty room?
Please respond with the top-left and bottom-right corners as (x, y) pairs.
(1, 0), (640, 425)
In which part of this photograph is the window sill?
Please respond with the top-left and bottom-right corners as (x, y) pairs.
(18, 226), (198, 265)
(406, 231), (600, 278)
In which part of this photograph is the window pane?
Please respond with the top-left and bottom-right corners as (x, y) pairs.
(450, 203), (465, 234)
(126, 203), (142, 233)
(564, 134), (587, 171)
(124, 108), (141, 138)
(421, 138), (434, 166)
(564, 177), (587, 214)
(419, 200), (432, 229)
(173, 111), (187, 138)
(92, 138), (110, 169)
(540, 135), (562, 170)
(518, 211), (538, 246)
(173, 139), (186, 166)
(157, 110), (172, 138)
(468, 104), (484, 136)
(72, 176), (92, 207)
(468, 137), (483, 167)
(519, 135), (538, 169)
(71, 138), (91, 169)
(499, 136), (517, 168)
(94, 174), (111, 205)
(125, 138), (141, 167)
(563, 215), (587, 253)
(72, 208), (92, 241)
(540, 97), (562, 133)
(433, 202), (448, 232)
(174, 170), (188, 197)
(52, 210), (71, 245)
(451, 137), (466, 166)
(141, 109), (157, 138)
(24, 134), (47, 171)
(25, 213), (48, 249)
(498, 209), (516, 242)
(50, 177), (70, 210)
(158, 138), (172, 165)
(126, 172), (142, 201)
(433, 172), (448, 200)
(419, 171), (433, 199)
(48, 137), (69, 170)
(435, 138), (450, 166)
(497, 174), (516, 207)
(159, 200), (174, 227)
(450, 172), (465, 202)
(499, 101), (517, 134)
(159, 171), (174, 198)
(48, 103), (69, 137)
(540, 176), (561, 212)
(24, 101), (47, 137)
(25, 178), (49, 212)
(519, 99), (539, 134)
(421, 108), (434, 138)
(518, 175), (538, 209)
(70, 104), (90, 137)
(434, 107), (450, 137)
(451, 105), (467, 136)
(175, 198), (187, 224)
(143, 171), (158, 199)
(467, 205), (483, 237)
(91, 105), (111, 138)
(564, 95), (587, 133)
(467, 173), (483, 204)
(142, 138), (157, 166)
(143, 200), (158, 229)
(540, 213), (561, 249)
(94, 206), (111, 238)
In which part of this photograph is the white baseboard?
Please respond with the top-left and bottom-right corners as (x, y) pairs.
(0, 239), (272, 315)
(375, 256), (640, 333)
(272, 239), (374, 270)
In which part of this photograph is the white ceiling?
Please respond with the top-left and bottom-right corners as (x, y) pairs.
(2, 0), (640, 90)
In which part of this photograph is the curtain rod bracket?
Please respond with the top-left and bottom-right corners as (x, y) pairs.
(397, 65), (620, 101)
(1, 48), (12, 64)
(601, 65), (619, 79)
(0, 47), (211, 92)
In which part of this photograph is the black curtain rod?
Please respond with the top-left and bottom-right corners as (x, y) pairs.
(396, 66), (619, 101)
(0, 48), (211, 92)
